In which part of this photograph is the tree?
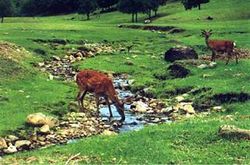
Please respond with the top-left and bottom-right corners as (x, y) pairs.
(182, 0), (209, 10)
(97, 0), (118, 11)
(118, 0), (146, 22)
(78, 0), (98, 20)
(0, 0), (14, 23)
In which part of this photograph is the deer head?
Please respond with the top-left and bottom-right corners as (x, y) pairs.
(201, 29), (213, 39)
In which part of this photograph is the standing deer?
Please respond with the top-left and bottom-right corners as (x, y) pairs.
(201, 30), (238, 64)
(76, 69), (125, 122)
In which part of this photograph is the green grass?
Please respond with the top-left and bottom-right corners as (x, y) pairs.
(0, 0), (250, 164)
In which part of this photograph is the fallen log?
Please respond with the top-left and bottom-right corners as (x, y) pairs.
(218, 125), (250, 140)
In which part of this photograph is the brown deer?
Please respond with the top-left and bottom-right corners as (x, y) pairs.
(76, 69), (125, 122)
(201, 30), (238, 65)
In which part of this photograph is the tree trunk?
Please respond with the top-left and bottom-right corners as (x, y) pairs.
(132, 13), (135, 22)
(87, 13), (90, 20)
(154, 9), (158, 17)
(198, 4), (201, 10)
(135, 13), (138, 22)
(148, 10), (151, 19)
(1, 17), (3, 23)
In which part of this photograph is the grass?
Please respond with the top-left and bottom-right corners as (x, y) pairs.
(0, 0), (250, 163)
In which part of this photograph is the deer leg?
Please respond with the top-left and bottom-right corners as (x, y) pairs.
(116, 105), (125, 122)
(211, 50), (216, 62)
(226, 51), (232, 65)
(95, 95), (100, 111)
(80, 90), (87, 111)
(235, 52), (239, 64)
(104, 96), (113, 118)
(77, 90), (87, 112)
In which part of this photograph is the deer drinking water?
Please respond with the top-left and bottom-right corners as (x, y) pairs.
(201, 30), (238, 64)
(76, 70), (125, 122)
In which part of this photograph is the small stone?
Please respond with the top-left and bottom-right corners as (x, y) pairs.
(5, 135), (19, 142)
(52, 55), (61, 61)
(15, 140), (31, 149)
(212, 106), (224, 112)
(37, 136), (46, 142)
(49, 74), (54, 80)
(76, 57), (82, 61)
(124, 60), (134, 66)
(39, 125), (50, 134)
(69, 124), (81, 128)
(133, 101), (148, 113)
(175, 96), (185, 102)
(203, 74), (212, 78)
(37, 62), (45, 67)
(3, 144), (17, 154)
(198, 64), (208, 69)
(0, 138), (8, 149)
(101, 130), (117, 136)
(209, 62), (217, 68)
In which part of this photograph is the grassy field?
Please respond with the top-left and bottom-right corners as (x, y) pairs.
(0, 0), (250, 164)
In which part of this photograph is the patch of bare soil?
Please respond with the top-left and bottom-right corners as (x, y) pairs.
(0, 42), (30, 62)
(118, 24), (185, 33)
(200, 48), (250, 61)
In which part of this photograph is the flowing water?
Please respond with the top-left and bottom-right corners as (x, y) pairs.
(99, 76), (170, 133)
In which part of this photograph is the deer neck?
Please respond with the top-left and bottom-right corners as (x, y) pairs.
(205, 36), (210, 48)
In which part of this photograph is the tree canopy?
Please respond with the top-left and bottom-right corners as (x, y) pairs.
(182, 0), (210, 10)
(0, 0), (14, 23)
(78, 0), (98, 20)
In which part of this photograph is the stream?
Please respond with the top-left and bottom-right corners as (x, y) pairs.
(99, 76), (170, 133)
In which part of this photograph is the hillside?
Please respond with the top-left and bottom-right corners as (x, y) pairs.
(0, 0), (250, 164)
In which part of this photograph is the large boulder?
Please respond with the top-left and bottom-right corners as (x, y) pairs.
(26, 113), (59, 128)
(164, 46), (198, 62)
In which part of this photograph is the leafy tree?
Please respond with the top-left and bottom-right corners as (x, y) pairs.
(21, 0), (80, 16)
(118, 0), (146, 22)
(78, 0), (98, 20)
(0, 0), (14, 23)
(97, 0), (118, 11)
(182, 0), (209, 10)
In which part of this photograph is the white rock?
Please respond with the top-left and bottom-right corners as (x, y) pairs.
(15, 140), (31, 149)
(52, 55), (61, 61)
(49, 74), (54, 80)
(26, 113), (58, 127)
(4, 144), (17, 154)
(101, 130), (117, 136)
(198, 64), (208, 69)
(37, 62), (45, 67)
(5, 135), (19, 142)
(0, 138), (8, 149)
(209, 62), (217, 68)
(133, 101), (149, 113)
(175, 96), (185, 102)
(39, 124), (50, 134)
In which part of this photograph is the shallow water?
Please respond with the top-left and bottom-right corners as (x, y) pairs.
(99, 77), (170, 133)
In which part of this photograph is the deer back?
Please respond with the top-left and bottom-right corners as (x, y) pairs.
(208, 40), (234, 52)
(76, 70), (117, 97)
